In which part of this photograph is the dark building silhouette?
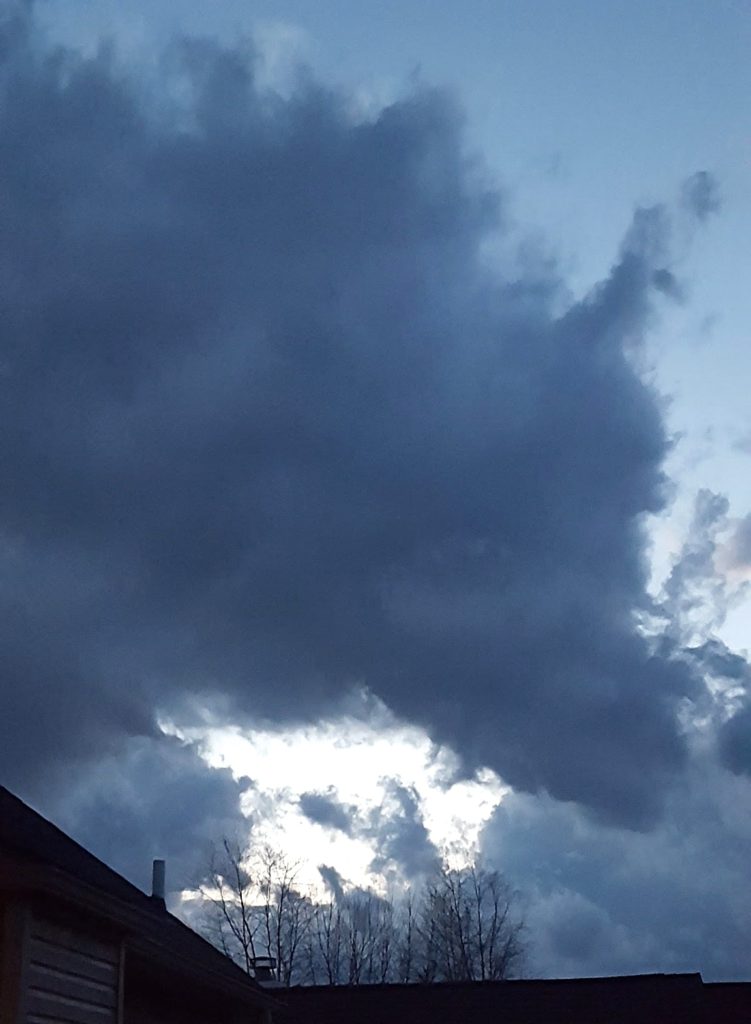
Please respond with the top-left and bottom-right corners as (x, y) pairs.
(0, 786), (276, 1024)
(281, 975), (750, 1023)
(1, 785), (748, 1024)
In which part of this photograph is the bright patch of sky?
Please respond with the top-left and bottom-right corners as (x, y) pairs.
(163, 703), (507, 893)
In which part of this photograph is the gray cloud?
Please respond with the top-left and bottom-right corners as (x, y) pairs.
(484, 764), (751, 980)
(299, 791), (354, 835)
(49, 734), (250, 893)
(720, 703), (751, 776)
(300, 781), (439, 882)
(728, 513), (751, 568)
(688, 637), (750, 682)
(659, 489), (732, 642)
(0, 3), (723, 846)
(367, 781), (440, 881)
(318, 864), (346, 901)
(733, 433), (751, 455)
(681, 170), (721, 222)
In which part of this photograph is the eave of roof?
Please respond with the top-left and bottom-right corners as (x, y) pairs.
(0, 787), (278, 1011)
(278, 974), (713, 1024)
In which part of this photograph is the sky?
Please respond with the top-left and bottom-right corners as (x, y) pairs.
(2, 0), (751, 980)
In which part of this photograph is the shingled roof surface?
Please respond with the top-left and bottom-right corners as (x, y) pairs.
(279, 974), (726, 1024)
(0, 785), (269, 1004)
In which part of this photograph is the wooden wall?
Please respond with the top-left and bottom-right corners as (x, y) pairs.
(1, 900), (30, 1024)
(1, 904), (268, 1024)
(24, 914), (121, 1024)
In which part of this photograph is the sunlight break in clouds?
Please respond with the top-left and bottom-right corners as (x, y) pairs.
(163, 702), (507, 893)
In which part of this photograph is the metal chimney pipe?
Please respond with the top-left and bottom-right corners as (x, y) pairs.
(151, 859), (166, 905)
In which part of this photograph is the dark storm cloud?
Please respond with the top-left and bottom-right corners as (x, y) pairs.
(485, 769), (751, 980)
(654, 493), (751, 781)
(720, 702), (751, 776)
(299, 791), (354, 834)
(700, 627), (751, 779)
(300, 781), (439, 881)
(318, 864), (346, 901)
(0, 3), (719, 834)
(367, 781), (439, 881)
(688, 638), (749, 682)
(50, 734), (250, 893)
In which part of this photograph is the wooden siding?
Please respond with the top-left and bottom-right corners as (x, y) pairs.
(24, 917), (120, 1024)
(0, 901), (30, 1024)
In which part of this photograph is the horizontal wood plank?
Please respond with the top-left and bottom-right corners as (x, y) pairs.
(26, 988), (115, 1024)
(27, 963), (118, 1009)
(28, 939), (118, 986)
(30, 920), (118, 964)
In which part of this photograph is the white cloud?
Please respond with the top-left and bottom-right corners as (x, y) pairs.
(163, 699), (507, 893)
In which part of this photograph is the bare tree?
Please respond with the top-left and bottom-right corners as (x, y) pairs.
(198, 838), (313, 985)
(395, 890), (417, 983)
(416, 864), (524, 981)
(303, 890), (394, 984)
(198, 838), (259, 974)
(339, 890), (396, 984)
(255, 845), (314, 985)
(197, 843), (525, 986)
(307, 897), (344, 984)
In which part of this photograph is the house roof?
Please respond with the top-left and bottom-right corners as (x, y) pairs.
(0, 785), (152, 905)
(0, 785), (275, 1010)
(279, 973), (748, 1024)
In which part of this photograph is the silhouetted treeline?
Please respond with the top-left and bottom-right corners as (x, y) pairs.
(196, 840), (525, 985)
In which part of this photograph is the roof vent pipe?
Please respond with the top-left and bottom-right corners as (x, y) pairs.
(151, 859), (166, 907)
(249, 957), (280, 987)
